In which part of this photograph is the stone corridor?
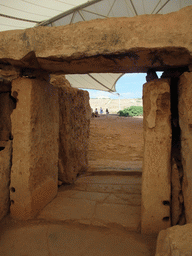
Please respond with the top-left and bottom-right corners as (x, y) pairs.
(37, 162), (142, 231)
(0, 160), (157, 256)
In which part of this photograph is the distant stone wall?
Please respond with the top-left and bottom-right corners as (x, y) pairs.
(58, 85), (91, 183)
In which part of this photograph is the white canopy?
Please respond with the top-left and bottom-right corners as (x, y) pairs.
(65, 73), (124, 92)
(0, 0), (192, 92)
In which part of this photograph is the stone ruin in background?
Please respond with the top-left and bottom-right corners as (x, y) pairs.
(0, 6), (192, 250)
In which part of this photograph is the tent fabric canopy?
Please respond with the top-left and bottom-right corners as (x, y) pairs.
(0, 0), (192, 92)
(65, 73), (124, 92)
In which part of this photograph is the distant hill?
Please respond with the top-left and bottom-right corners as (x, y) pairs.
(90, 98), (143, 114)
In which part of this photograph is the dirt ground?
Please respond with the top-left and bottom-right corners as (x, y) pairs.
(88, 114), (144, 164)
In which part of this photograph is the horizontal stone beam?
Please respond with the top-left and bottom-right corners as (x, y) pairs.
(0, 6), (192, 73)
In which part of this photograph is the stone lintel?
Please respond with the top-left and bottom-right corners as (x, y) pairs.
(0, 6), (192, 73)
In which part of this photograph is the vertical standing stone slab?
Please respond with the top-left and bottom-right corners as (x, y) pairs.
(58, 86), (91, 183)
(178, 72), (192, 223)
(10, 78), (59, 219)
(141, 79), (172, 234)
(0, 141), (12, 221)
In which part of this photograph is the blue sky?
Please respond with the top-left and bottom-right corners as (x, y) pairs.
(83, 72), (163, 99)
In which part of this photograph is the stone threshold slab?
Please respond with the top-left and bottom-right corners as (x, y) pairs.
(0, 222), (155, 256)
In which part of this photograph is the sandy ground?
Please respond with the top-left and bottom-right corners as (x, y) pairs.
(88, 114), (144, 165)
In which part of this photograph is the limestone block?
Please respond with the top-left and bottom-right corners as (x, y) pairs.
(0, 141), (12, 221)
(58, 86), (91, 183)
(0, 92), (15, 141)
(10, 77), (59, 219)
(0, 7), (192, 73)
(141, 79), (172, 234)
(155, 224), (192, 256)
(50, 75), (71, 88)
(178, 72), (192, 223)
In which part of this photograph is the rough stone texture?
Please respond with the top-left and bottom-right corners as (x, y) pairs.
(171, 157), (185, 226)
(58, 86), (91, 183)
(10, 77), (59, 219)
(50, 74), (71, 88)
(141, 79), (172, 234)
(0, 140), (12, 221)
(178, 72), (192, 223)
(155, 224), (192, 256)
(0, 7), (192, 73)
(0, 65), (21, 82)
(0, 88), (16, 141)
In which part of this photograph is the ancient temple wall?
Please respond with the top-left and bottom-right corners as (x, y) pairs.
(178, 72), (192, 223)
(0, 141), (12, 221)
(0, 82), (15, 221)
(58, 85), (91, 183)
(141, 79), (172, 234)
(10, 77), (59, 219)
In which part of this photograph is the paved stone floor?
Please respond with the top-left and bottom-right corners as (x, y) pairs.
(0, 162), (157, 255)
(38, 166), (142, 231)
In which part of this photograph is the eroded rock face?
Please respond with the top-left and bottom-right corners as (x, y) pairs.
(171, 157), (185, 225)
(58, 86), (91, 183)
(0, 141), (12, 221)
(50, 75), (71, 88)
(0, 83), (16, 141)
(155, 224), (192, 256)
(178, 72), (192, 223)
(0, 7), (191, 73)
(10, 77), (59, 219)
(141, 79), (172, 234)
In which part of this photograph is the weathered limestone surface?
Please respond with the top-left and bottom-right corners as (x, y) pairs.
(50, 75), (71, 88)
(0, 87), (15, 141)
(141, 79), (172, 234)
(58, 85), (91, 183)
(178, 72), (192, 223)
(10, 77), (59, 219)
(155, 224), (192, 256)
(0, 141), (12, 221)
(0, 65), (20, 82)
(171, 157), (185, 225)
(0, 7), (192, 73)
